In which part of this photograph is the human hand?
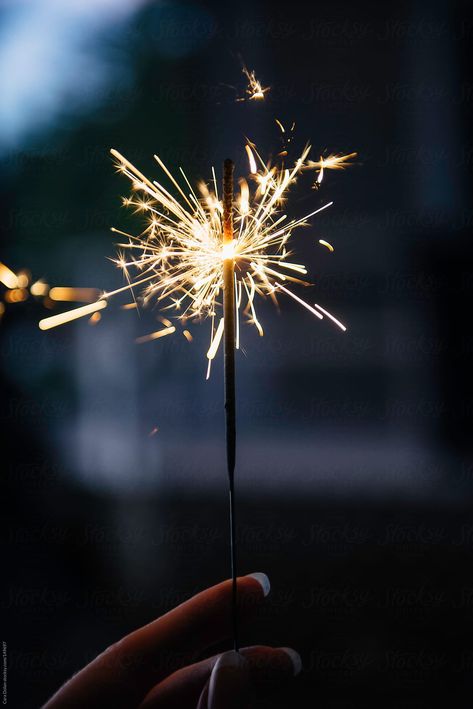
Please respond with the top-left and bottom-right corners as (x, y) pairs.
(43, 573), (301, 708)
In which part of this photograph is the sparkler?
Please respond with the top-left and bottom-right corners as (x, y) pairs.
(222, 158), (238, 650)
(38, 143), (353, 361)
(37, 66), (356, 653)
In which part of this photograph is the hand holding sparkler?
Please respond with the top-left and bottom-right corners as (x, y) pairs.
(43, 574), (301, 709)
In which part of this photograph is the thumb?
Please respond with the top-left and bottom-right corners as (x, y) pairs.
(203, 651), (250, 709)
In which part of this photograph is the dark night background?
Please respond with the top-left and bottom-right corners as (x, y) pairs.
(2, 0), (473, 706)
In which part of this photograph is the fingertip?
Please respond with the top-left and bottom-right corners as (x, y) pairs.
(246, 572), (271, 597)
(233, 573), (270, 613)
(280, 647), (302, 676)
(208, 651), (250, 709)
(213, 650), (247, 671)
(238, 645), (301, 685)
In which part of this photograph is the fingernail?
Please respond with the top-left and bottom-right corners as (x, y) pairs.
(209, 651), (249, 708)
(247, 572), (271, 597)
(280, 647), (302, 676)
(214, 650), (246, 670)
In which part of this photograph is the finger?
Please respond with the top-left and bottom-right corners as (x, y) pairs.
(43, 573), (270, 709)
(139, 646), (300, 709)
(207, 651), (250, 709)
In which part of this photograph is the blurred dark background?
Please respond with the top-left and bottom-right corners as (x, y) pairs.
(2, 0), (473, 706)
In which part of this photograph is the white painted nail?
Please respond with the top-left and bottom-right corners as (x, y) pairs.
(208, 651), (249, 708)
(280, 647), (302, 676)
(213, 650), (246, 670)
(247, 572), (271, 597)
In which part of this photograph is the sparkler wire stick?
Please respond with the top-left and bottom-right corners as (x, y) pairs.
(222, 158), (239, 652)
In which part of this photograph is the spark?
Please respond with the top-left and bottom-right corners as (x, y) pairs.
(276, 119), (296, 157)
(318, 239), (334, 252)
(275, 119), (285, 133)
(30, 280), (49, 296)
(307, 152), (358, 186)
(245, 145), (257, 174)
(39, 300), (107, 330)
(276, 283), (323, 320)
(135, 326), (176, 344)
(17, 272), (29, 288)
(207, 317), (225, 362)
(4, 288), (28, 303)
(240, 66), (270, 101)
(0, 262), (19, 289)
(49, 287), (100, 303)
(313, 303), (347, 332)
(239, 178), (249, 215)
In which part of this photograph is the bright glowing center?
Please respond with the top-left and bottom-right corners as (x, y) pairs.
(222, 240), (236, 261)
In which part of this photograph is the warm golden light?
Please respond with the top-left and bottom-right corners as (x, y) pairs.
(307, 152), (358, 185)
(319, 239), (334, 252)
(135, 326), (176, 344)
(4, 288), (28, 303)
(30, 280), (49, 297)
(245, 145), (257, 174)
(0, 262), (19, 289)
(17, 272), (30, 288)
(49, 287), (100, 303)
(89, 312), (102, 325)
(39, 300), (107, 330)
(222, 240), (236, 261)
(207, 318), (225, 361)
(100, 141), (350, 367)
(37, 134), (353, 365)
(241, 66), (270, 101)
(313, 303), (346, 331)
